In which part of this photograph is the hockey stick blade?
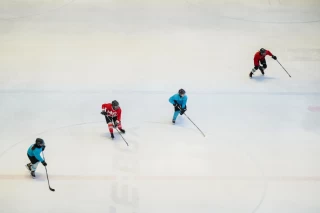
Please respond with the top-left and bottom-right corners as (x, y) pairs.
(43, 152), (55, 192)
(45, 166), (55, 192)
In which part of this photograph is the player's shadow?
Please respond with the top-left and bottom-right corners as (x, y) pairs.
(32, 173), (46, 181)
(101, 132), (112, 138)
(100, 132), (124, 142)
(252, 75), (276, 82)
(153, 117), (194, 128)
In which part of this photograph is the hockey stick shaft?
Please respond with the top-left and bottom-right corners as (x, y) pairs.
(276, 60), (291, 77)
(102, 113), (129, 146)
(115, 127), (129, 146)
(184, 113), (206, 137)
(177, 106), (205, 137)
(113, 121), (129, 146)
(42, 152), (55, 192)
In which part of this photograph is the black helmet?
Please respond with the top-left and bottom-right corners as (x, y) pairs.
(35, 138), (44, 146)
(178, 89), (186, 95)
(260, 48), (266, 54)
(112, 100), (119, 109)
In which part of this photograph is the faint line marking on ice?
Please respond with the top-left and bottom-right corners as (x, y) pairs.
(1, 90), (320, 96)
(110, 124), (140, 212)
(308, 106), (320, 112)
(0, 120), (138, 160)
(145, 121), (197, 130)
(0, 0), (76, 20)
(287, 48), (320, 61)
(245, 153), (268, 213)
(0, 120), (140, 160)
(1, 175), (320, 181)
(184, 0), (320, 24)
(0, 121), (103, 159)
(212, 17), (320, 24)
(269, 0), (281, 6)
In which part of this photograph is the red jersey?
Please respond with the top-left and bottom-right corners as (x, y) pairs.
(102, 103), (122, 121)
(254, 50), (273, 66)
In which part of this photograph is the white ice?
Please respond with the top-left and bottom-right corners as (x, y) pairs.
(0, 0), (320, 213)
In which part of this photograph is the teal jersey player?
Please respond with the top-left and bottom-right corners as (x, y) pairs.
(26, 138), (47, 178)
(169, 89), (188, 124)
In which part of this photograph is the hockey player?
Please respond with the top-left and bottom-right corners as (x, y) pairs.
(250, 48), (277, 78)
(169, 89), (188, 124)
(101, 100), (125, 139)
(26, 138), (47, 178)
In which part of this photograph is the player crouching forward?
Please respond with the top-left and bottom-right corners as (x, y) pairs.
(26, 138), (47, 178)
(250, 48), (277, 78)
(169, 89), (188, 124)
(101, 100), (125, 139)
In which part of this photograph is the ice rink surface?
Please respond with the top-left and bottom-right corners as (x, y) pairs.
(0, 0), (320, 212)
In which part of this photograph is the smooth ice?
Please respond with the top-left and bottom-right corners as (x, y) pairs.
(0, 0), (320, 213)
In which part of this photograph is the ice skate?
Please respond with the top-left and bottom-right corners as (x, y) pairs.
(111, 133), (115, 139)
(30, 171), (36, 179)
(118, 128), (125, 134)
(249, 72), (253, 78)
(25, 163), (32, 171)
(172, 119), (176, 124)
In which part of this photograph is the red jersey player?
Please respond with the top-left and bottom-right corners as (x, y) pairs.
(101, 100), (125, 139)
(250, 48), (277, 78)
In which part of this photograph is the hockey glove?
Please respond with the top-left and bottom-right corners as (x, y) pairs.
(101, 111), (107, 115)
(42, 161), (47, 166)
(272, 55), (277, 60)
(174, 104), (182, 110)
(42, 146), (46, 151)
(114, 120), (120, 127)
(180, 108), (187, 115)
(173, 100), (178, 107)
